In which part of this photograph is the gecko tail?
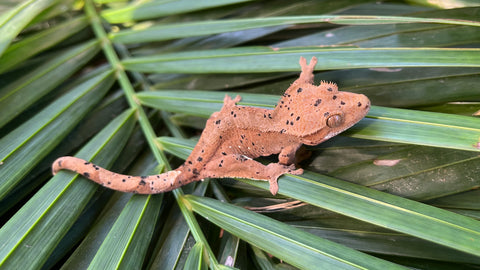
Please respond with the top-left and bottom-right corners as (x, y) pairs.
(52, 156), (186, 194)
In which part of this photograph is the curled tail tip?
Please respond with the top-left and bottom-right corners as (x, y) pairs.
(51, 156), (83, 175)
(52, 157), (65, 175)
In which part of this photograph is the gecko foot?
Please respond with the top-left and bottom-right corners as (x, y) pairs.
(267, 163), (304, 195)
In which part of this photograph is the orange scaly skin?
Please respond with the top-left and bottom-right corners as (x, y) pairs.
(52, 57), (370, 195)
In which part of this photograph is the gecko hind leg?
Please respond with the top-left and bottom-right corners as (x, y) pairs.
(204, 155), (303, 195)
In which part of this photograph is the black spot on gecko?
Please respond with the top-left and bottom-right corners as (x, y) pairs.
(314, 99), (322, 106)
(332, 95), (337, 100)
(222, 152), (227, 155)
(84, 162), (90, 165)
(327, 87), (333, 91)
(297, 88), (303, 93)
(83, 172), (90, 177)
(57, 160), (62, 167)
(340, 101), (345, 105)
(296, 116), (300, 121)
(107, 181), (111, 185)
(139, 180), (146, 185)
(122, 179), (126, 182)
(286, 120), (289, 125)
(188, 161), (193, 164)
(324, 112), (330, 117)
(358, 102), (362, 107)
(197, 157), (203, 162)
(215, 120), (221, 124)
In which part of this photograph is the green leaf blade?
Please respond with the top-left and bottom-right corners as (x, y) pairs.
(0, 0), (57, 56)
(0, 109), (137, 269)
(242, 171), (480, 257)
(0, 40), (101, 128)
(0, 15), (89, 73)
(111, 15), (480, 44)
(0, 70), (115, 199)
(123, 47), (480, 74)
(185, 195), (406, 270)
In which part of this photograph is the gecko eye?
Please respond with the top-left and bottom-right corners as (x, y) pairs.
(326, 114), (344, 128)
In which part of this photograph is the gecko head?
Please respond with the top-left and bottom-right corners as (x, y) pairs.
(274, 81), (370, 145)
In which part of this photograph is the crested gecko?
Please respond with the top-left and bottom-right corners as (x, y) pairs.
(52, 57), (370, 195)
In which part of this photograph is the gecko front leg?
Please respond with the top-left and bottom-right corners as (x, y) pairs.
(278, 144), (302, 165)
(204, 154), (303, 195)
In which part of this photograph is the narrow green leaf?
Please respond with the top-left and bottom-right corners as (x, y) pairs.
(123, 47), (480, 74)
(242, 171), (480, 257)
(59, 152), (156, 269)
(88, 194), (163, 269)
(0, 40), (101, 128)
(147, 203), (191, 269)
(110, 15), (480, 44)
(427, 189), (480, 210)
(331, 146), (480, 200)
(137, 90), (275, 118)
(61, 192), (133, 269)
(159, 137), (480, 257)
(216, 231), (240, 268)
(0, 70), (115, 199)
(406, 0), (480, 8)
(184, 242), (208, 270)
(184, 195), (406, 270)
(348, 106), (480, 152)
(147, 181), (209, 269)
(0, 16), (88, 73)
(140, 90), (480, 152)
(292, 218), (480, 264)
(0, 109), (136, 269)
(277, 7), (480, 48)
(102, 0), (253, 23)
(0, 0), (57, 56)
